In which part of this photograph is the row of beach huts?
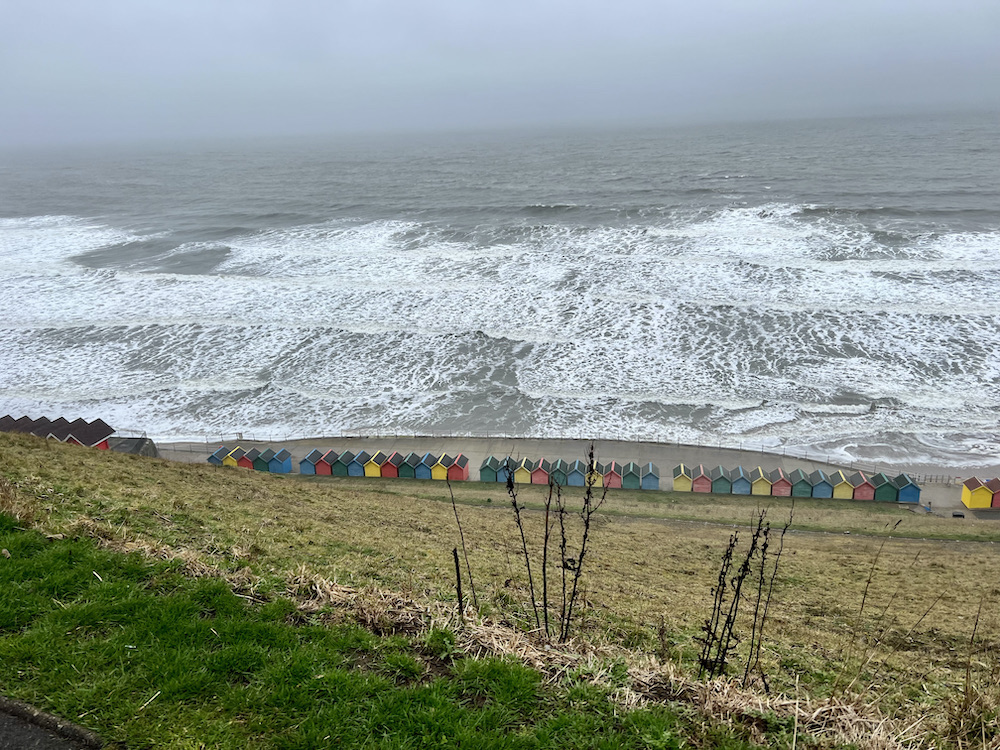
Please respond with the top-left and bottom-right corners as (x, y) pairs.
(0, 415), (116, 449)
(206, 445), (924, 502)
(960, 477), (1000, 509)
(672, 464), (922, 502)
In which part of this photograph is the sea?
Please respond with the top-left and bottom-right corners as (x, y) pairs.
(1, 112), (998, 472)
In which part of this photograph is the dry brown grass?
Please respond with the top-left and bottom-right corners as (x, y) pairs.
(2, 430), (999, 745)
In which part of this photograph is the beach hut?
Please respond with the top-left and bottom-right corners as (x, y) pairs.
(432, 454), (455, 481)
(710, 466), (732, 495)
(623, 462), (642, 490)
(382, 452), (404, 478)
(480, 456), (500, 483)
(671, 464), (692, 492)
(254, 449), (274, 472)
(848, 471), (875, 501)
(893, 474), (921, 504)
(416, 453), (437, 480)
(365, 451), (388, 477)
(513, 458), (532, 485)
(238, 448), (259, 470)
(207, 446), (230, 466)
(70, 419), (115, 449)
(641, 463), (660, 491)
(551, 459), (569, 486)
(961, 478), (992, 509)
(586, 461), (605, 489)
(692, 465), (712, 493)
(749, 467), (771, 496)
(348, 451), (370, 477)
(223, 447), (245, 468)
(830, 470), (853, 499)
(730, 466), (751, 495)
(299, 449), (323, 475)
(400, 452), (421, 479)
(0, 415), (14, 432)
(316, 450), (337, 476)
(448, 454), (470, 481)
(809, 469), (833, 499)
(497, 458), (515, 485)
(604, 461), (622, 489)
(789, 469), (812, 498)
(269, 449), (292, 474)
(769, 468), (791, 497)
(531, 458), (551, 485)
(870, 473), (898, 502)
(987, 478), (1000, 508)
(567, 460), (587, 487)
(332, 451), (354, 477)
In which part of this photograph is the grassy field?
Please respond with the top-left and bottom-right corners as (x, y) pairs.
(1, 431), (999, 747)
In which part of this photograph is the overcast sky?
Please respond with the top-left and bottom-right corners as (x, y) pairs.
(2, 0), (998, 146)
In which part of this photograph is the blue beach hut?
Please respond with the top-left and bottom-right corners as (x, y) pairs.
(416, 453), (437, 480)
(497, 457), (515, 485)
(729, 466), (751, 495)
(809, 469), (833, 498)
(269, 449), (292, 474)
(567, 460), (587, 487)
(893, 474), (921, 503)
(641, 463), (660, 491)
(300, 449), (323, 475)
(348, 451), (370, 477)
(207, 446), (230, 466)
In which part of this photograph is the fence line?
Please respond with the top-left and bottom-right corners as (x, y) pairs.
(154, 427), (965, 486)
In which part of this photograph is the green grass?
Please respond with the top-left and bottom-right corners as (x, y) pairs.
(0, 513), (762, 749)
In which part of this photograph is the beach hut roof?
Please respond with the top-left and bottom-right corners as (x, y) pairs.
(830, 470), (849, 484)
(728, 466), (748, 481)
(368, 450), (388, 465)
(403, 452), (422, 467)
(259, 449), (276, 462)
(304, 449), (324, 463)
(481, 456), (500, 470)
(420, 453), (438, 466)
(535, 458), (551, 472)
(643, 462), (660, 476)
(552, 459), (569, 472)
(809, 469), (830, 485)
(0, 415), (15, 431)
(321, 449), (339, 464)
(437, 454), (455, 468)
(27, 417), (54, 437)
(623, 462), (641, 475)
(569, 460), (586, 473)
(337, 450), (355, 465)
(244, 448), (261, 461)
(963, 477), (985, 491)
(354, 451), (371, 464)
(229, 447), (247, 461)
(768, 468), (787, 483)
(870, 472), (891, 487)
(273, 449), (291, 462)
(210, 446), (230, 461)
(848, 471), (870, 487)
(673, 464), (690, 479)
(605, 461), (620, 474)
(453, 454), (469, 469)
(70, 419), (115, 447)
(589, 461), (606, 474)
(523, 458), (539, 471)
(710, 465), (728, 480)
(788, 468), (809, 483)
(892, 473), (917, 489)
(749, 467), (767, 482)
(691, 464), (708, 478)
(387, 451), (405, 467)
(985, 478), (1000, 492)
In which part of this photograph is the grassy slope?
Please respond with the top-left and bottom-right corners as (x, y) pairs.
(0, 513), (759, 749)
(2, 432), (999, 744)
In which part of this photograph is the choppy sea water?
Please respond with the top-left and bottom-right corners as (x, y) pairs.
(1, 113), (998, 471)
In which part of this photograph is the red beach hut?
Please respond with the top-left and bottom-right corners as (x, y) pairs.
(987, 477), (1000, 508)
(768, 468), (792, 497)
(531, 458), (551, 485)
(238, 448), (259, 470)
(692, 464), (712, 493)
(382, 451), (403, 478)
(603, 461), (623, 489)
(316, 450), (337, 476)
(849, 471), (876, 501)
(448, 454), (470, 481)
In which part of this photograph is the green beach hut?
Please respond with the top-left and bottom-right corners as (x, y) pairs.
(789, 469), (812, 498)
(622, 462), (642, 490)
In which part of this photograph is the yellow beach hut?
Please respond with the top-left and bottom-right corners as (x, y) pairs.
(586, 461), (605, 489)
(830, 470), (853, 499)
(961, 478), (993, 509)
(364, 451), (388, 477)
(432, 454), (455, 481)
(513, 458), (533, 485)
(749, 467), (771, 496)
(222, 447), (245, 468)
(672, 464), (692, 492)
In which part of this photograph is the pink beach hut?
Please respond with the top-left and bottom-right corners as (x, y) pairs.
(603, 461), (623, 489)
(987, 478), (1000, 508)
(849, 471), (876, 501)
(531, 458), (551, 485)
(692, 464), (712, 494)
(768, 468), (792, 497)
